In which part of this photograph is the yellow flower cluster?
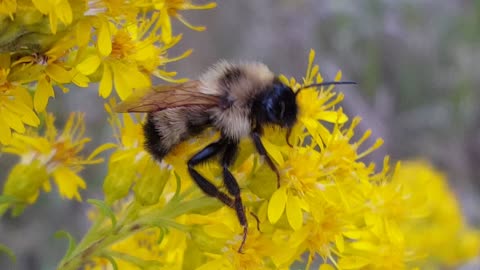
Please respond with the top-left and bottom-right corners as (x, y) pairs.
(0, 113), (110, 215)
(73, 51), (479, 270)
(0, 0), (214, 145)
(0, 0), (215, 213)
(1, 1), (478, 269)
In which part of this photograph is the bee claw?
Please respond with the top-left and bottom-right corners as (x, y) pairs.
(237, 226), (248, 253)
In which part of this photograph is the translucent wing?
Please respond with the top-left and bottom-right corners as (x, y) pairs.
(114, 80), (220, 113)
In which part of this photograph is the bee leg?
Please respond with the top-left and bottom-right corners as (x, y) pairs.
(222, 139), (248, 253)
(250, 212), (261, 232)
(251, 131), (281, 187)
(188, 140), (234, 208)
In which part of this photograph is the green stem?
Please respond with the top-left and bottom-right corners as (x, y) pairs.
(56, 195), (218, 270)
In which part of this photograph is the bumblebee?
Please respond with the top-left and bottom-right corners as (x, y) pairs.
(115, 61), (355, 251)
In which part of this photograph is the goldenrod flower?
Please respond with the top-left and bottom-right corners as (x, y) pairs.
(2, 113), (110, 211)
(95, 27), (150, 99)
(92, 18), (191, 99)
(2, 161), (48, 215)
(0, 0), (212, 146)
(10, 34), (82, 111)
(141, 0), (217, 43)
(0, 67), (40, 144)
(60, 50), (480, 270)
(396, 161), (480, 267)
(103, 100), (150, 203)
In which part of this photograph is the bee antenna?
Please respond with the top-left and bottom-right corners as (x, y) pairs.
(295, 81), (356, 96)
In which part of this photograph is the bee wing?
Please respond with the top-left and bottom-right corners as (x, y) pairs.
(114, 80), (220, 113)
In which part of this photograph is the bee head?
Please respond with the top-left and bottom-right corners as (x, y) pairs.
(253, 78), (356, 146)
(259, 80), (298, 128)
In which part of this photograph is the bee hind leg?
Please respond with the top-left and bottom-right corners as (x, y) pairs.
(188, 137), (249, 253)
(188, 139), (234, 208)
(222, 139), (248, 253)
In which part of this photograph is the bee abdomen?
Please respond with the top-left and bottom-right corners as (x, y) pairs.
(143, 108), (212, 161)
(143, 114), (170, 161)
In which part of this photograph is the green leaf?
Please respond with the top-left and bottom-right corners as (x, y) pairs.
(0, 205), (8, 216)
(0, 243), (16, 263)
(172, 171), (182, 200)
(88, 199), (117, 229)
(11, 204), (26, 217)
(156, 227), (166, 245)
(54, 231), (77, 259)
(150, 218), (189, 231)
(0, 195), (19, 205)
(102, 254), (119, 270)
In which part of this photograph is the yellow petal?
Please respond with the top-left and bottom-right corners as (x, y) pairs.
(46, 63), (72, 84)
(335, 70), (343, 81)
(319, 264), (335, 270)
(5, 100), (39, 126)
(1, 108), (25, 133)
(335, 234), (345, 252)
(76, 19), (91, 47)
(76, 54), (101, 75)
(318, 111), (348, 124)
(16, 135), (51, 153)
(127, 66), (150, 89)
(262, 138), (284, 165)
(32, 0), (49, 14)
(285, 192), (303, 230)
(112, 64), (131, 100)
(42, 178), (52, 192)
(99, 64), (112, 98)
(49, 10), (58, 34)
(160, 8), (172, 44)
(72, 72), (90, 88)
(97, 19), (112, 56)
(14, 86), (33, 107)
(55, 0), (72, 24)
(0, 115), (12, 144)
(87, 142), (117, 161)
(52, 166), (86, 201)
(18, 106), (40, 127)
(306, 49), (315, 77)
(268, 186), (287, 223)
(350, 241), (377, 252)
(34, 77), (55, 112)
(337, 256), (370, 269)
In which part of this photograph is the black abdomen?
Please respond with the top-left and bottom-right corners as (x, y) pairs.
(143, 108), (212, 161)
(144, 114), (169, 161)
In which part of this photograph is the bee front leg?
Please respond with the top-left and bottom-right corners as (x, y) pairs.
(222, 139), (248, 253)
(251, 130), (281, 187)
(188, 139), (234, 208)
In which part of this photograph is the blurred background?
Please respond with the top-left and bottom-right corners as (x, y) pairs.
(1, 0), (479, 269)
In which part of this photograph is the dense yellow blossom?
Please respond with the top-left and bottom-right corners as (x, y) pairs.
(1, 113), (111, 215)
(0, 67), (40, 144)
(62, 51), (479, 270)
(1, 1), (478, 270)
(0, 0), (214, 145)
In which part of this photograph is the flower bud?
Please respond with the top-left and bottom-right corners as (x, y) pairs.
(3, 161), (48, 204)
(133, 160), (169, 206)
(103, 158), (137, 204)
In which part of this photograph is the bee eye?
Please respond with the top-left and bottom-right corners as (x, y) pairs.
(260, 82), (297, 126)
(265, 101), (285, 123)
